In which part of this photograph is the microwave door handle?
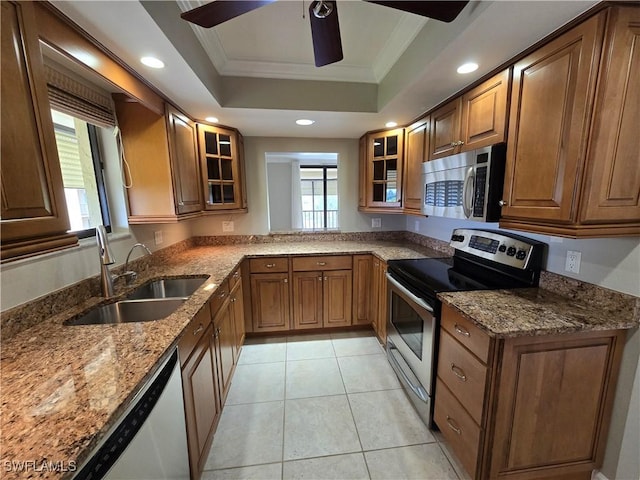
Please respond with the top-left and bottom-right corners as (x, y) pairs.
(462, 166), (475, 218)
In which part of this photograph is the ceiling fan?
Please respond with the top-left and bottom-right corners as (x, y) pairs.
(181, 0), (469, 67)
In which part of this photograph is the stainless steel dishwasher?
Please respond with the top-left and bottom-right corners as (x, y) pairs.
(74, 349), (190, 480)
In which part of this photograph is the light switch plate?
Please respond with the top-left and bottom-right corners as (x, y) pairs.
(372, 218), (381, 228)
(154, 231), (163, 245)
(222, 221), (235, 232)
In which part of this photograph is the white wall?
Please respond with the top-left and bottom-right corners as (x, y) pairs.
(266, 162), (293, 232)
(191, 136), (406, 236)
(406, 215), (640, 480)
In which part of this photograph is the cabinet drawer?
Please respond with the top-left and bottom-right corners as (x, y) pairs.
(434, 379), (481, 479)
(292, 255), (352, 271)
(441, 303), (491, 363)
(210, 280), (230, 316)
(229, 266), (242, 290)
(438, 330), (488, 425)
(178, 303), (212, 364)
(249, 257), (289, 273)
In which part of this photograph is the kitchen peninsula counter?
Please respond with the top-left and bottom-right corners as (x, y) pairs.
(0, 240), (439, 479)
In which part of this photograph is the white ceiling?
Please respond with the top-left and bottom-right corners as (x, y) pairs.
(50, 1), (600, 138)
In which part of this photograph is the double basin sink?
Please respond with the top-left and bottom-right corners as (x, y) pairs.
(65, 277), (207, 326)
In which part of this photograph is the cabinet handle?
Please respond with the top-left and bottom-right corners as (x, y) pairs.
(498, 200), (508, 207)
(451, 363), (467, 382)
(193, 324), (204, 336)
(265, 263), (276, 268)
(219, 292), (227, 299)
(283, 278), (288, 283)
(178, 201), (184, 206)
(457, 141), (465, 147)
(450, 142), (456, 147)
(446, 416), (462, 435)
(230, 297), (236, 303)
(454, 324), (470, 337)
(233, 271), (240, 278)
(318, 276), (323, 281)
(317, 261), (326, 266)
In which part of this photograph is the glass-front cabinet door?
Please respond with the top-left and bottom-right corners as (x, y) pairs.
(364, 128), (404, 210)
(197, 124), (245, 212)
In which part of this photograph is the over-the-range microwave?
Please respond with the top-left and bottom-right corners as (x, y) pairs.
(421, 143), (506, 222)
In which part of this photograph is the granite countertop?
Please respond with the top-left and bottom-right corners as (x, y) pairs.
(0, 240), (436, 479)
(438, 288), (639, 338)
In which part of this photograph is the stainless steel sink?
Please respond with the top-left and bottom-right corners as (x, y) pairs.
(65, 298), (186, 326)
(125, 277), (207, 300)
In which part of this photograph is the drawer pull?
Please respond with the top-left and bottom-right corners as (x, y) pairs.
(318, 276), (323, 281)
(446, 416), (462, 435)
(317, 261), (326, 266)
(219, 292), (227, 299)
(193, 324), (204, 336)
(265, 263), (276, 268)
(233, 271), (240, 278)
(454, 324), (470, 337)
(451, 363), (467, 382)
(283, 278), (288, 284)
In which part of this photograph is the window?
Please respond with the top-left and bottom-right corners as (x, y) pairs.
(300, 166), (338, 231)
(51, 109), (111, 237)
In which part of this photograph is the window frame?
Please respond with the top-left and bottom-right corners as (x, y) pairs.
(300, 165), (338, 232)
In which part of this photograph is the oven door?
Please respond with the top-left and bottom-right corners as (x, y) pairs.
(385, 273), (437, 426)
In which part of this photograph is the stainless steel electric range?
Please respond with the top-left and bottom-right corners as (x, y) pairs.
(385, 228), (547, 427)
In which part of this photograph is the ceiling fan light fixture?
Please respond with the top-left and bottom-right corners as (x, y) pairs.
(312, 1), (333, 19)
(296, 119), (315, 126)
(140, 56), (165, 69)
(205, 116), (219, 123)
(385, 121), (398, 128)
(457, 62), (479, 74)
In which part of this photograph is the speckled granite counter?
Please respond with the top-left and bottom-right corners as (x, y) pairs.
(0, 240), (439, 479)
(438, 287), (639, 338)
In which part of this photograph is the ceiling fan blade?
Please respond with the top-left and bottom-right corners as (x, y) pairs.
(309, 1), (343, 67)
(181, 0), (276, 28)
(364, 1), (469, 23)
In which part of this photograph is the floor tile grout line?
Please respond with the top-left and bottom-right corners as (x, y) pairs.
(281, 341), (288, 479)
(435, 441), (463, 480)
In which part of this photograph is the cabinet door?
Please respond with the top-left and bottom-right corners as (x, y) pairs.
(502, 13), (605, 224)
(323, 270), (352, 328)
(376, 261), (388, 343)
(198, 124), (243, 211)
(358, 135), (367, 209)
(292, 271), (323, 330)
(403, 120), (428, 214)
(352, 255), (372, 325)
(213, 300), (236, 405)
(182, 322), (219, 477)
(167, 106), (202, 215)
(370, 257), (381, 335)
(231, 281), (245, 358)
(580, 6), (640, 224)
(429, 98), (462, 160)
(250, 273), (291, 332)
(368, 129), (404, 208)
(461, 69), (510, 151)
(1, 1), (77, 260)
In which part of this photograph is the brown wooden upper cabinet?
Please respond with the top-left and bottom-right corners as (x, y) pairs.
(197, 124), (247, 213)
(403, 118), (430, 215)
(360, 128), (405, 212)
(500, 6), (639, 237)
(114, 99), (202, 223)
(429, 69), (510, 160)
(1, 1), (77, 261)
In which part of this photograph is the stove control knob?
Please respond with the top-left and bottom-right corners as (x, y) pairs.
(498, 244), (507, 253)
(507, 246), (517, 257)
(516, 250), (527, 260)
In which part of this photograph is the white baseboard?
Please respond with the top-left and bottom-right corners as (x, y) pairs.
(592, 470), (610, 480)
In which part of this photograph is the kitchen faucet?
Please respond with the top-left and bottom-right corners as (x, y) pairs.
(96, 226), (151, 298)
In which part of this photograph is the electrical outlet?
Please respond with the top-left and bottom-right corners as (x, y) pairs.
(414, 220), (420, 232)
(154, 230), (163, 245)
(372, 218), (381, 228)
(222, 221), (235, 232)
(565, 250), (581, 274)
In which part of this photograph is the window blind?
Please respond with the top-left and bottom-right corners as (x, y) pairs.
(44, 64), (116, 128)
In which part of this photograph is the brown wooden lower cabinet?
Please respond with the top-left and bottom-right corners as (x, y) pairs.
(179, 303), (220, 479)
(435, 303), (625, 480)
(322, 269), (352, 328)
(292, 271), (323, 329)
(352, 255), (373, 325)
(374, 259), (388, 343)
(230, 277), (245, 361)
(250, 272), (291, 332)
(213, 296), (236, 406)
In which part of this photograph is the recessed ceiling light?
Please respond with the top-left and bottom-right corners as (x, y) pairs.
(205, 116), (219, 123)
(457, 62), (478, 74)
(140, 56), (164, 69)
(296, 119), (315, 126)
(385, 121), (398, 128)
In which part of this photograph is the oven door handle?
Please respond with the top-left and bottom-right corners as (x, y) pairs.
(386, 273), (434, 313)
(387, 340), (429, 403)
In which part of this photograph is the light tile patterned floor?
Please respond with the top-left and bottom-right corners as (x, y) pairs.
(203, 331), (462, 480)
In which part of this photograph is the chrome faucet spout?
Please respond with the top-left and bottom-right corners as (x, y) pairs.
(96, 226), (116, 297)
(123, 243), (153, 285)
